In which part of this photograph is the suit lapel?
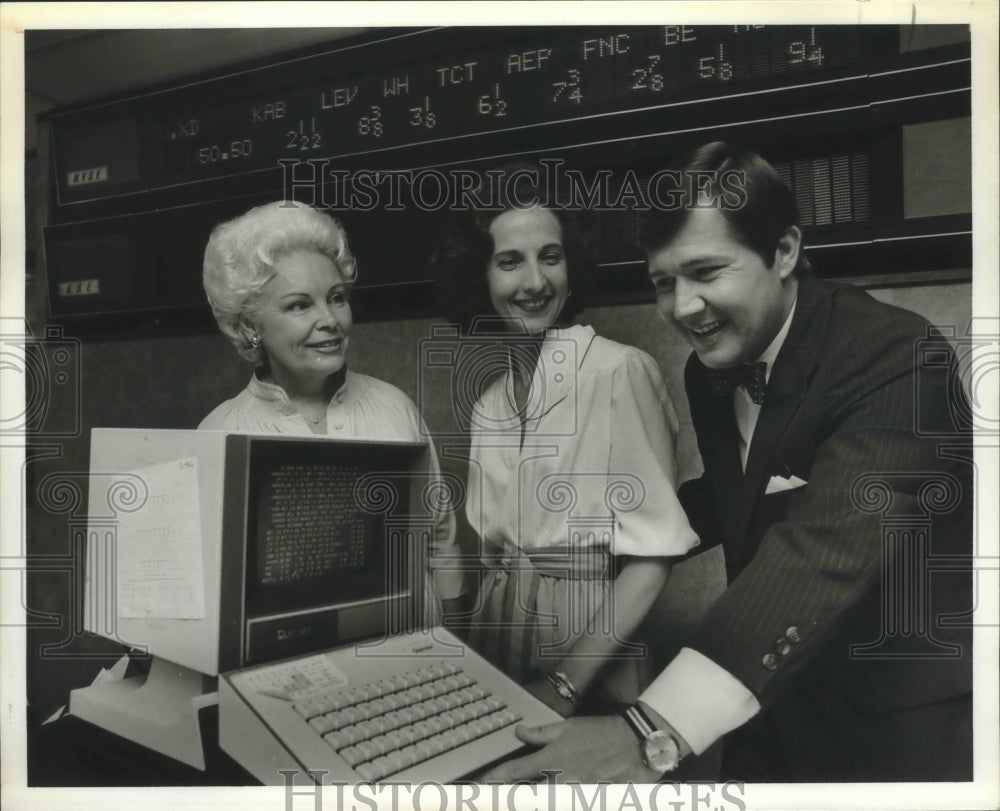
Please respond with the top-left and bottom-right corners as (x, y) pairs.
(730, 275), (833, 566)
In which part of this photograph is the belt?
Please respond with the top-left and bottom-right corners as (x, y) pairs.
(471, 541), (613, 681)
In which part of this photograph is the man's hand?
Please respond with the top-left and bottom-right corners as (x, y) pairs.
(481, 715), (663, 783)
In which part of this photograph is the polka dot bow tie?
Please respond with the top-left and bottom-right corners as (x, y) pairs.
(706, 361), (768, 405)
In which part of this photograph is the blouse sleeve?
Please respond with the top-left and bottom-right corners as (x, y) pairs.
(383, 386), (466, 603)
(420, 417), (467, 602)
(198, 401), (234, 430)
(608, 349), (700, 558)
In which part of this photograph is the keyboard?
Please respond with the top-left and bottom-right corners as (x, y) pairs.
(219, 627), (564, 785)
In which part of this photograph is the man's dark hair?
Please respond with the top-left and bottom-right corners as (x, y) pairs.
(640, 141), (811, 275)
(430, 162), (599, 334)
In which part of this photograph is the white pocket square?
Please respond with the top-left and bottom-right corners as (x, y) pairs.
(766, 474), (808, 494)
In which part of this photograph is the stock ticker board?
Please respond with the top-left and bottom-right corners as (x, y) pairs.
(52, 25), (898, 207)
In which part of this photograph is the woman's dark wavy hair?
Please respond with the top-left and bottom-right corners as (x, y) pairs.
(430, 162), (600, 334)
(639, 141), (811, 276)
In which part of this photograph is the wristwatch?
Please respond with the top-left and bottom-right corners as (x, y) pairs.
(622, 704), (681, 773)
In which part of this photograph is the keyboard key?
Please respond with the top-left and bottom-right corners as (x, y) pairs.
(407, 703), (429, 722)
(441, 729), (465, 749)
(385, 750), (408, 774)
(467, 717), (490, 737)
(441, 692), (463, 710)
(371, 756), (393, 779)
(293, 700), (319, 720)
(467, 700), (490, 719)
(355, 740), (379, 761)
(497, 709), (521, 726)
(324, 711), (348, 731)
(458, 722), (481, 742)
(425, 736), (447, 756)
(309, 715), (335, 735)
(393, 726), (417, 746)
(340, 746), (365, 767)
(323, 730), (349, 750)
(369, 715), (391, 735)
(364, 735), (387, 757)
(355, 762), (379, 783)
(342, 706), (364, 725)
(411, 683), (434, 701)
(354, 720), (377, 740)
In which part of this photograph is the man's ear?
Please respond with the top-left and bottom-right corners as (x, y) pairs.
(773, 225), (802, 280)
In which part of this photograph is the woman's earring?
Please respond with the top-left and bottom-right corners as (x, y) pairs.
(249, 334), (262, 349)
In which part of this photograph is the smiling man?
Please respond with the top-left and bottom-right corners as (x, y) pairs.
(485, 142), (973, 784)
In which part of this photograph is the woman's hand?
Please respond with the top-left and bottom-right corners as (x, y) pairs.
(524, 678), (577, 718)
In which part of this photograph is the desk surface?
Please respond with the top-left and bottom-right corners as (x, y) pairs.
(29, 707), (255, 787)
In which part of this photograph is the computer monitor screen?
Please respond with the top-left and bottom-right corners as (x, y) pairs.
(246, 439), (406, 616)
(237, 437), (424, 666)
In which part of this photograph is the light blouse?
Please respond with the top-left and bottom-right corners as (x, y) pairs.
(465, 324), (698, 559)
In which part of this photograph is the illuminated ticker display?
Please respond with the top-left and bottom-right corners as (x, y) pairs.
(53, 25), (896, 205)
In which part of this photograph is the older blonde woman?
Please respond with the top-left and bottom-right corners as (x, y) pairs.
(200, 200), (464, 614)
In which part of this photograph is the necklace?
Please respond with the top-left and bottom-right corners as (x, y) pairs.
(300, 411), (326, 425)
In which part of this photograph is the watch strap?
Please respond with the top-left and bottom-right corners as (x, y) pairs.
(623, 704), (657, 741)
(623, 704), (681, 773)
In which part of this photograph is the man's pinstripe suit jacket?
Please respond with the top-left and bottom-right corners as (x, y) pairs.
(678, 272), (973, 781)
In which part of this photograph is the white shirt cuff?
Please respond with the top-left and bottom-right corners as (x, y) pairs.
(639, 647), (760, 755)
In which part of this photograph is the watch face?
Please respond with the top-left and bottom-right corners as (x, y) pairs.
(644, 730), (680, 773)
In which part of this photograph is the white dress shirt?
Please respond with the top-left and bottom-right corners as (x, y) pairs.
(640, 298), (798, 756)
(734, 300), (797, 469)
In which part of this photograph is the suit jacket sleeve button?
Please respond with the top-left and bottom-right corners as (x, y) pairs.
(786, 626), (802, 644)
(762, 653), (778, 671)
(775, 638), (791, 655)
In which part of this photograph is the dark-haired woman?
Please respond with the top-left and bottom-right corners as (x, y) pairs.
(431, 168), (698, 715)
